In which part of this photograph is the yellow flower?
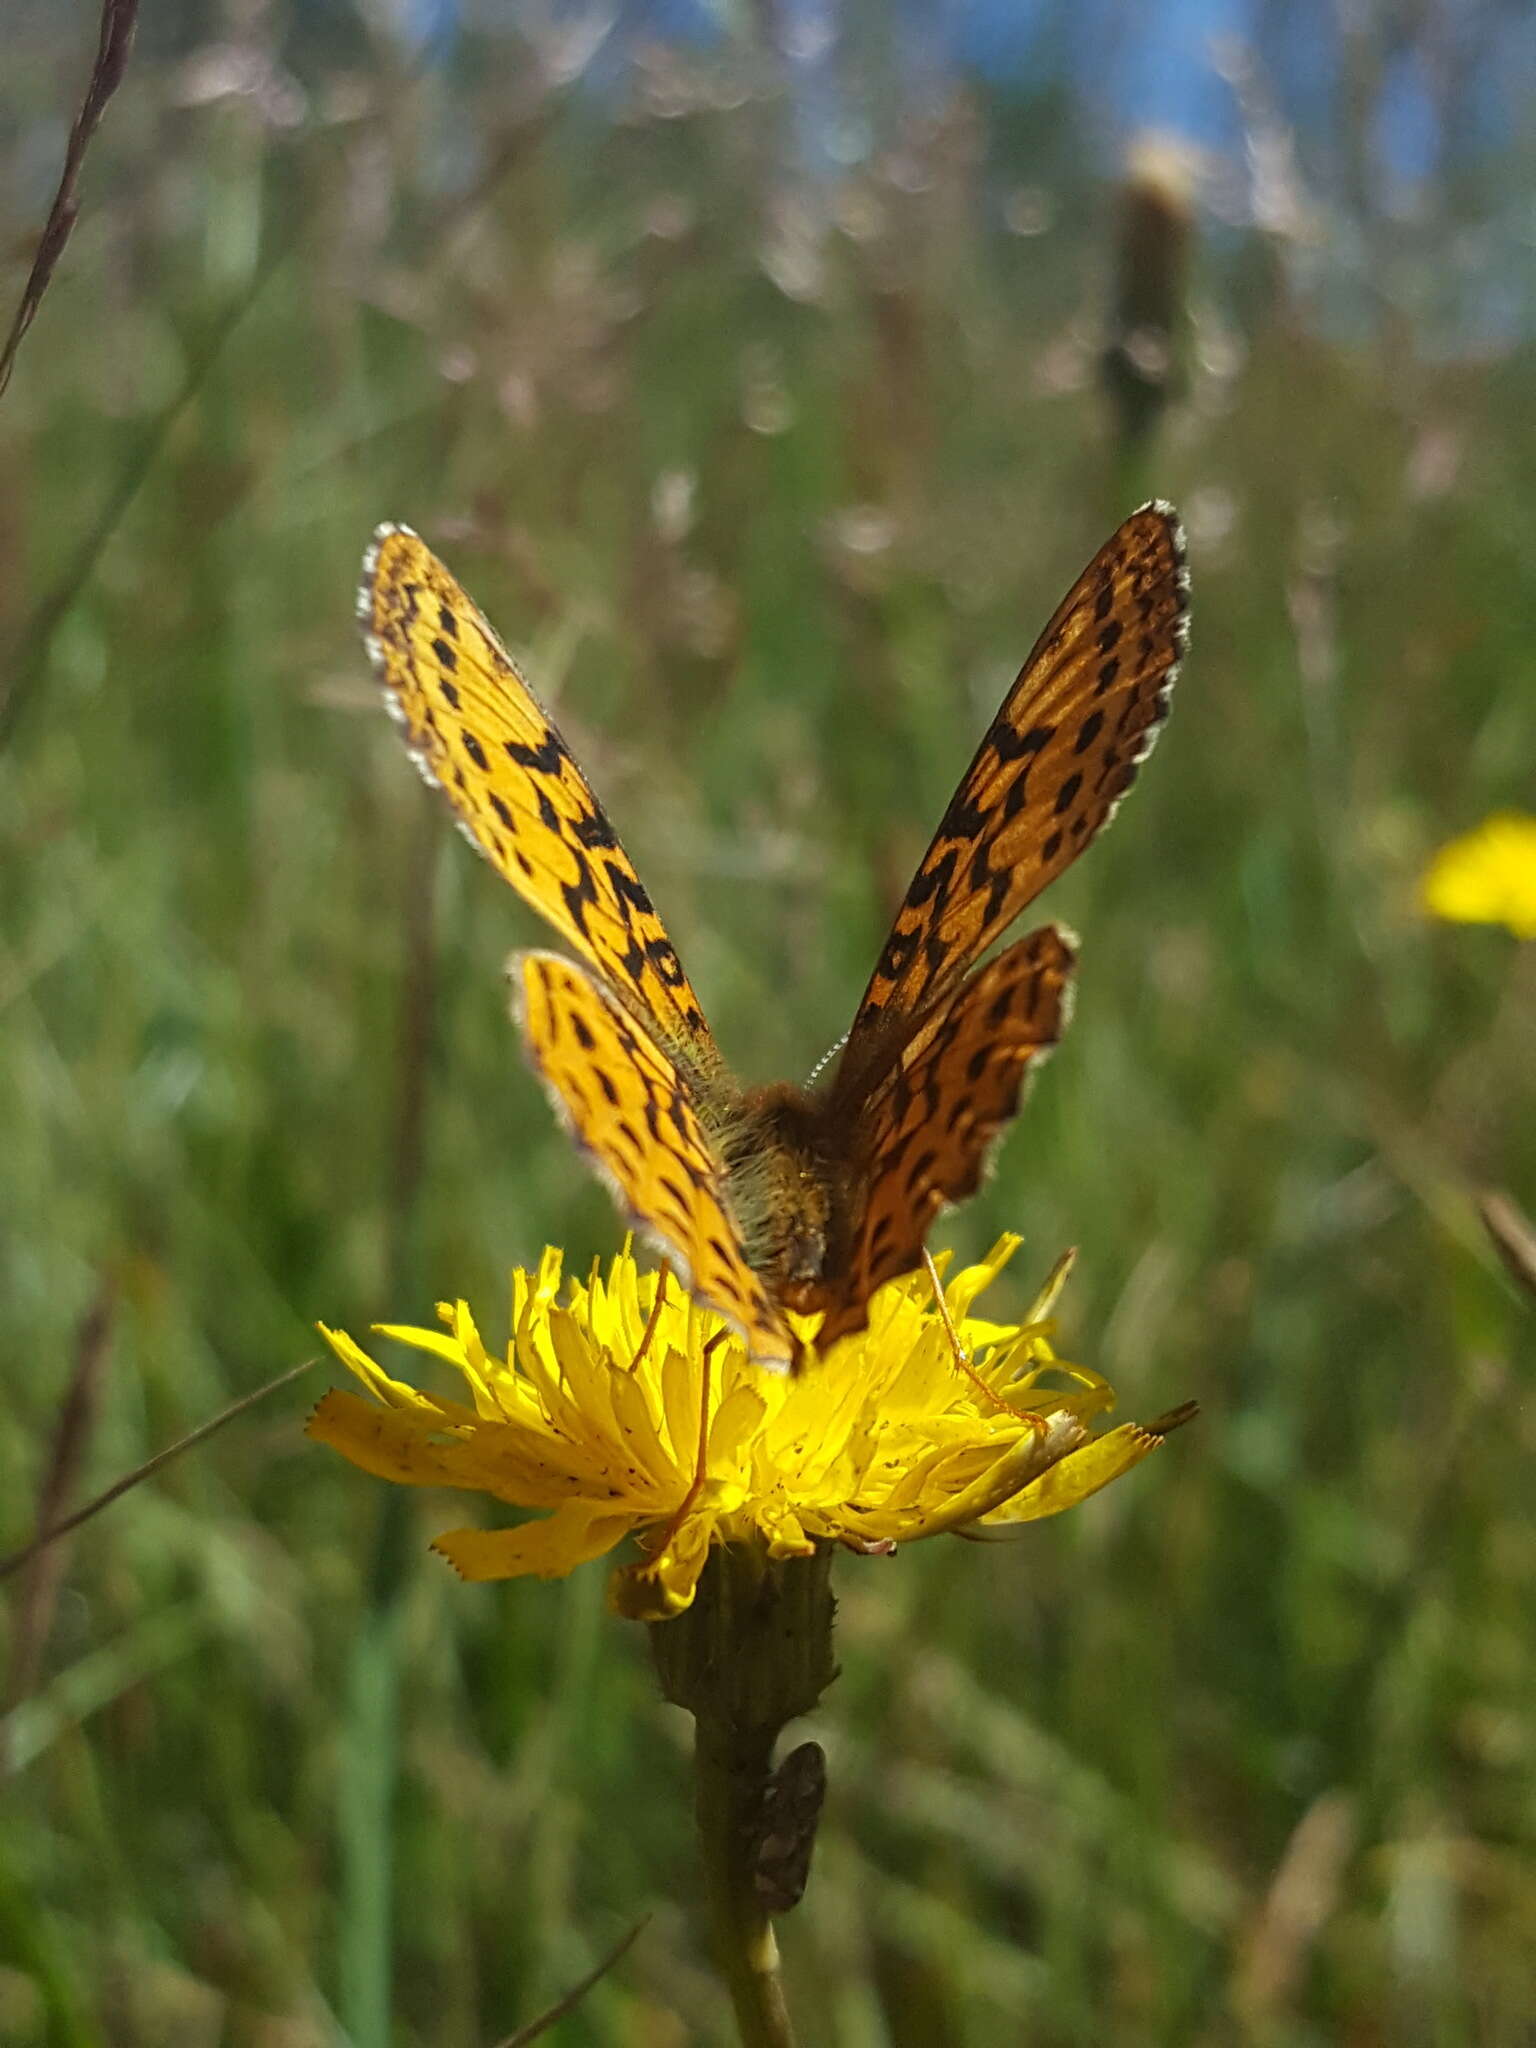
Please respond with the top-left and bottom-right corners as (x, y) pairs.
(311, 1237), (1185, 1623)
(1421, 812), (1536, 939)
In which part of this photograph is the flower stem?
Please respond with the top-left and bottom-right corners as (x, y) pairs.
(650, 1544), (835, 2048)
(694, 1713), (798, 2048)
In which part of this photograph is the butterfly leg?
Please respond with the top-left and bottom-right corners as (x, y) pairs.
(631, 1259), (673, 1375)
(923, 1248), (1048, 1434)
(646, 1327), (727, 1556)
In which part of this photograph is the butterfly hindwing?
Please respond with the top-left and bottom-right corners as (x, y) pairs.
(813, 924), (1077, 1351)
(361, 525), (722, 1078)
(513, 951), (794, 1370)
(838, 503), (1186, 1092)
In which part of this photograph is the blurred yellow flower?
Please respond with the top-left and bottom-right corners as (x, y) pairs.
(311, 1238), (1182, 1623)
(1421, 812), (1536, 938)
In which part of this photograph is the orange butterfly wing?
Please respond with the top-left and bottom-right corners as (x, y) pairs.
(836, 502), (1186, 1099)
(364, 508), (1185, 1372)
(514, 951), (794, 1370)
(812, 925), (1077, 1351)
(361, 525), (723, 1081)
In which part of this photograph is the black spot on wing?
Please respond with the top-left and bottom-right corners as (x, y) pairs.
(991, 720), (1054, 766)
(505, 734), (565, 775)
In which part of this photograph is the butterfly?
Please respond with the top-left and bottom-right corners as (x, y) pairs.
(359, 505), (1187, 1371)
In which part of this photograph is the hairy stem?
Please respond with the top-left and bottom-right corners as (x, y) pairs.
(694, 1714), (798, 2048)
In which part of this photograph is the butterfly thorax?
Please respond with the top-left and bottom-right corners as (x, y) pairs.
(721, 1082), (853, 1305)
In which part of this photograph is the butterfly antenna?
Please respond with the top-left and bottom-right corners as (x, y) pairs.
(803, 1031), (849, 1087)
(922, 1248), (1046, 1431)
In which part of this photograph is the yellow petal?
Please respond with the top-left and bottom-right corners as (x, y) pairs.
(604, 1359), (675, 1495)
(1018, 1244), (1077, 1326)
(757, 1502), (817, 1559)
(370, 1320), (473, 1369)
(977, 1419), (1169, 1527)
(441, 1300), (508, 1420)
(932, 1416), (1088, 1532)
(433, 1502), (636, 1581)
(609, 1512), (716, 1620)
(708, 1379), (768, 1465)
(943, 1233), (1023, 1321)
(306, 1388), (464, 1486)
(318, 1324), (468, 1419)
(865, 1413), (1088, 1542)
(434, 1422), (613, 1507)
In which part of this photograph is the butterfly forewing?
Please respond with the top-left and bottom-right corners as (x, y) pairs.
(837, 503), (1186, 1093)
(812, 924), (1077, 1351)
(514, 951), (794, 1370)
(361, 526), (723, 1079)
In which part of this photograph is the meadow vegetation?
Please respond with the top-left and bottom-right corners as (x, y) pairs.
(2, 12), (1532, 2043)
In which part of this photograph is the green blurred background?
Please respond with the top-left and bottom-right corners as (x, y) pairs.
(3, 4), (1533, 2043)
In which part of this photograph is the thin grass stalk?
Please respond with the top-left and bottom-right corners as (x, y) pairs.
(338, 785), (441, 2043)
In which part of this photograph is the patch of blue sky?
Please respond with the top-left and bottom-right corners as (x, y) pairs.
(1371, 43), (1438, 200)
